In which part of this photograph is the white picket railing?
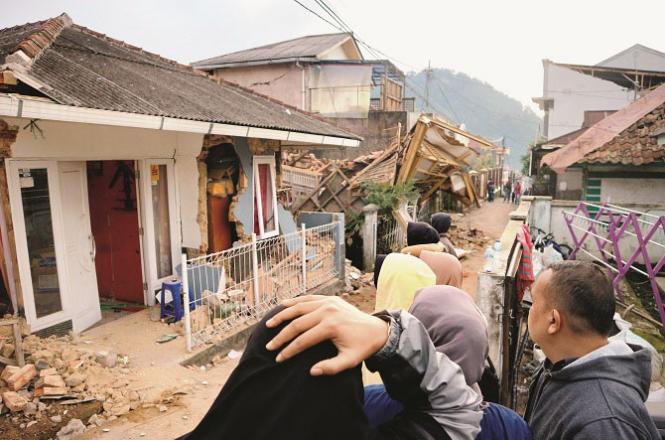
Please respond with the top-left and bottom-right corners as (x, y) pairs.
(182, 222), (340, 350)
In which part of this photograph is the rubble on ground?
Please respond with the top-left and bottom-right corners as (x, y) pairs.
(0, 332), (182, 432)
(56, 418), (86, 440)
(284, 149), (396, 182)
(343, 259), (373, 294)
(448, 219), (490, 251)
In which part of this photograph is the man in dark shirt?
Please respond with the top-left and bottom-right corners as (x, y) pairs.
(524, 261), (659, 439)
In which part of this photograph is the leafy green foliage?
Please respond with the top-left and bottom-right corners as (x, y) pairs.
(520, 150), (531, 176)
(361, 181), (418, 214)
(345, 212), (364, 236)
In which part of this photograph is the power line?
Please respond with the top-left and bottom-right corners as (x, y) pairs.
(436, 83), (461, 122)
(292, 0), (346, 33)
(315, 0), (353, 33)
(293, 0), (534, 149)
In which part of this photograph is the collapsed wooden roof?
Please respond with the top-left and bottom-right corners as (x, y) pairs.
(290, 114), (495, 214)
(397, 115), (493, 207)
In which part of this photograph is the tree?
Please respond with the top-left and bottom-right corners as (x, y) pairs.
(520, 150), (531, 176)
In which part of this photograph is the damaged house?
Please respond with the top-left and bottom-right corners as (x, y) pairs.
(191, 32), (415, 158)
(0, 14), (360, 335)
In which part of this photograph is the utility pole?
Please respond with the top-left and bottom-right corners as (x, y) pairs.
(424, 60), (432, 113)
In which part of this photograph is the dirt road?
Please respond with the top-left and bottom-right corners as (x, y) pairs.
(87, 201), (514, 439)
(459, 200), (516, 296)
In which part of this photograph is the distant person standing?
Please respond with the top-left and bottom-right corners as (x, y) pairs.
(503, 181), (511, 203)
(514, 181), (522, 205)
(487, 178), (495, 202)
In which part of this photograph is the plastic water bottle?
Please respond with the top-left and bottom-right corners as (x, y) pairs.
(493, 239), (502, 252)
(483, 246), (494, 272)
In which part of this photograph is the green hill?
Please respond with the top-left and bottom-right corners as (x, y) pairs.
(406, 68), (542, 169)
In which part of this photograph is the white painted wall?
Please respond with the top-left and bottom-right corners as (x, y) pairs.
(547, 200), (664, 264)
(556, 168), (583, 193)
(549, 201), (578, 248)
(601, 178), (665, 205)
(307, 64), (372, 117)
(6, 118), (204, 248)
(320, 45), (349, 60)
(212, 64), (305, 110)
(543, 62), (633, 139)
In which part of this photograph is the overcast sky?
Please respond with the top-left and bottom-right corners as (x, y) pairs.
(4, 0), (665, 113)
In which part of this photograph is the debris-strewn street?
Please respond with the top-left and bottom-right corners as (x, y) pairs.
(2, 2), (665, 439)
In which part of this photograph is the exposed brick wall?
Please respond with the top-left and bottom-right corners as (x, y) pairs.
(0, 119), (18, 157)
(0, 119), (21, 315)
(316, 111), (407, 159)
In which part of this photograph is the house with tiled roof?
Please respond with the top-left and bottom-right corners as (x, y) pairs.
(0, 14), (357, 334)
(529, 110), (616, 198)
(541, 83), (665, 206)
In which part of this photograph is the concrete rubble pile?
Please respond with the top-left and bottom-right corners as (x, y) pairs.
(448, 220), (489, 252)
(0, 333), (180, 431)
(344, 259), (373, 293)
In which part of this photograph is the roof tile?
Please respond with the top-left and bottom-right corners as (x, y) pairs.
(544, 84), (665, 170)
(0, 15), (360, 140)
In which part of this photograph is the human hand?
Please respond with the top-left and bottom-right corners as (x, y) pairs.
(265, 295), (390, 376)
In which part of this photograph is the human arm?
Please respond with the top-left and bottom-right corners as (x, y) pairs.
(266, 296), (483, 440)
(368, 310), (482, 440)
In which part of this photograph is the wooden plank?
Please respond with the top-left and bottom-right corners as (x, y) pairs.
(0, 161), (21, 313)
(415, 168), (451, 179)
(13, 319), (24, 367)
(0, 354), (17, 366)
(350, 142), (399, 186)
(420, 180), (446, 203)
(429, 117), (494, 148)
(285, 151), (308, 166)
(462, 172), (481, 208)
(398, 120), (428, 183)
(292, 167), (339, 212)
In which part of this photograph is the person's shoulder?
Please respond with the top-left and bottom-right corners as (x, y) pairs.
(575, 417), (654, 439)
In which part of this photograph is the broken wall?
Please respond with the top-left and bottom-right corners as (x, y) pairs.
(315, 111), (407, 159)
(210, 136), (298, 245)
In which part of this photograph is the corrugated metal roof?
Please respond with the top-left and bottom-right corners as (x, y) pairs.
(542, 83), (665, 172)
(191, 33), (355, 69)
(0, 15), (360, 140)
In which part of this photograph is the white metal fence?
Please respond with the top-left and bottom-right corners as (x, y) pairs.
(182, 222), (340, 350)
(377, 215), (406, 254)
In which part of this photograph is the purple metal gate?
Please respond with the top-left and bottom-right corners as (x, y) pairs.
(563, 202), (665, 326)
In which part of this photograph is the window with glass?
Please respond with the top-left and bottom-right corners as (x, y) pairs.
(253, 156), (279, 238)
(19, 168), (63, 317)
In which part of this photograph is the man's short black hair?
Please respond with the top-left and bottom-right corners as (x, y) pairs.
(546, 260), (615, 336)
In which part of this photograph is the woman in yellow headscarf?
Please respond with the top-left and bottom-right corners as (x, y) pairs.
(374, 253), (436, 312)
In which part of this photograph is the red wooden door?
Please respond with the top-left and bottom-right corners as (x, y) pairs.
(87, 161), (144, 303)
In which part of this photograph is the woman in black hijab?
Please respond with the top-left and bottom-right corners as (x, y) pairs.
(374, 254), (387, 288)
(406, 221), (440, 246)
(180, 298), (482, 440)
(179, 305), (372, 439)
(430, 213), (457, 257)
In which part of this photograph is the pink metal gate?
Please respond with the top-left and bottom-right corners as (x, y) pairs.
(563, 202), (665, 326)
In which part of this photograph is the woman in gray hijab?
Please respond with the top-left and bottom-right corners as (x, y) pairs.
(364, 286), (532, 439)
